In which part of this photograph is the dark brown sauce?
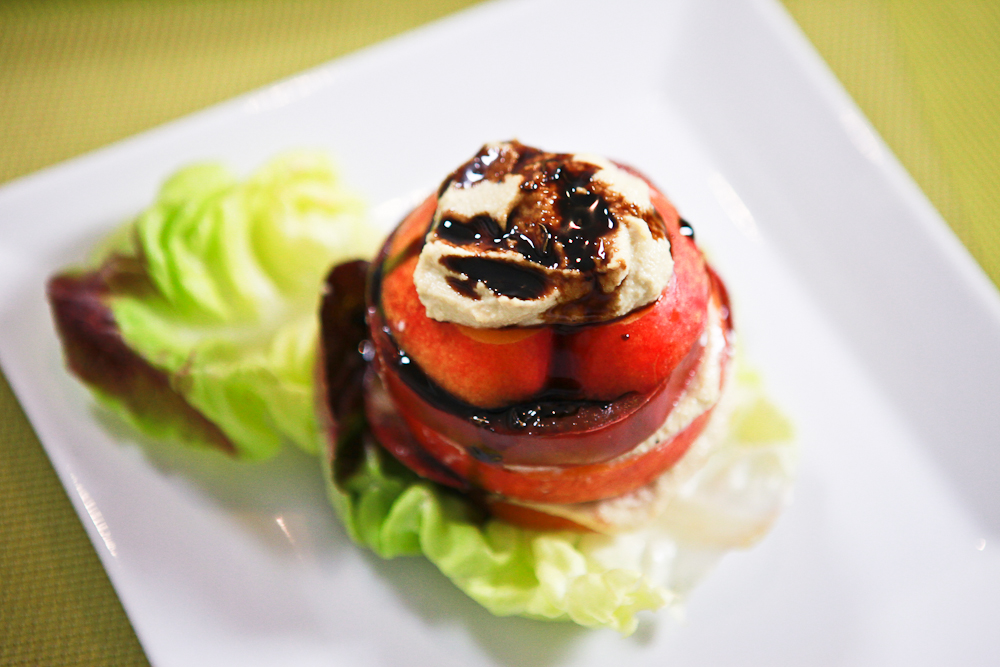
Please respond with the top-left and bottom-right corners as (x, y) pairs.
(679, 217), (695, 241)
(436, 214), (503, 245)
(429, 141), (669, 321)
(442, 143), (518, 193)
(513, 159), (612, 273)
(444, 275), (481, 300)
(441, 256), (552, 301)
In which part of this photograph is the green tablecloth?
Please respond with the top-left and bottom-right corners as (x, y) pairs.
(1, 1), (998, 664)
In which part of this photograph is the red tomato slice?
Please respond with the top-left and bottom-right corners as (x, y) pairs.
(369, 359), (716, 504)
(363, 367), (470, 490)
(377, 199), (554, 408)
(372, 310), (705, 467)
(563, 190), (711, 399)
(366, 277), (732, 505)
(486, 500), (593, 532)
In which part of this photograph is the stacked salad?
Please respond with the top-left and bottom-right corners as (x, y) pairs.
(48, 150), (796, 635)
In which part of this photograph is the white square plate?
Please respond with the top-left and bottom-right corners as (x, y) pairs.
(2, 0), (999, 664)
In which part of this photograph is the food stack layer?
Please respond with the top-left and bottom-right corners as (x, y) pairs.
(329, 141), (734, 533)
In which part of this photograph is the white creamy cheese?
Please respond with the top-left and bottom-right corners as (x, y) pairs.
(413, 144), (674, 328)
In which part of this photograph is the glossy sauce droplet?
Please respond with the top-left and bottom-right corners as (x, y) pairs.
(442, 256), (552, 301)
(427, 141), (670, 321)
(679, 217), (695, 241)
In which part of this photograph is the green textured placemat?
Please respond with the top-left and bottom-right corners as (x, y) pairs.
(1, 1), (998, 665)
(1, 373), (147, 665)
(782, 0), (1000, 298)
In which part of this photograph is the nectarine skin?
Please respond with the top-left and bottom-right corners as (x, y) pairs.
(380, 253), (555, 407)
(377, 195), (554, 408)
(364, 354), (719, 504)
(366, 272), (732, 505)
(565, 190), (710, 400)
(370, 305), (706, 467)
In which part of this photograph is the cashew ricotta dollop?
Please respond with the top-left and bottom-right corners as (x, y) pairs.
(413, 141), (674, 328)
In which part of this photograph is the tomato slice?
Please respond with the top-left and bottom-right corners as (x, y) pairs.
(376, 197), (555, 408)
(365, 355), (717, 504)
(365, 277), (732, 505)
(379, 254), (554, 408)
(371, 307), (705, 467)
(486, 500), (593, 532)
(564, 192), (711, 399)
(363, 367), (470, 489)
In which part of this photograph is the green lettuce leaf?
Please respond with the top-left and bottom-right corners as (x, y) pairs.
(323, 369), (796, 635)
(52, 152), (376, 459)
(326, 439), (668, 634)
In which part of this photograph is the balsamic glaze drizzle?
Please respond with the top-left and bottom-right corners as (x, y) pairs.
(679, 217), (695, 241)
(429, 141), (669, 319)
(442, 256), (551, 301)
(365, 142), (704, 430)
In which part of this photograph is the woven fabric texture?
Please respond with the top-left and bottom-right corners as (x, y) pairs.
(1, 1), (998, 665)
(782, 0), (1000, 300)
